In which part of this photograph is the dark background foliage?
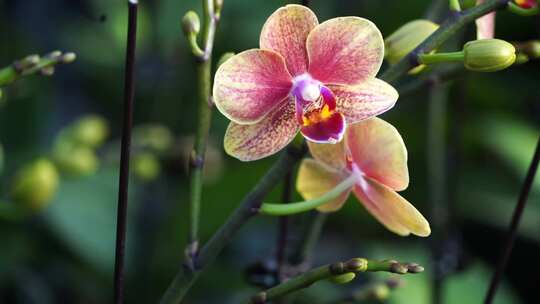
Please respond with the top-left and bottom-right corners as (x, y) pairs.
(0, 0), (538, 303)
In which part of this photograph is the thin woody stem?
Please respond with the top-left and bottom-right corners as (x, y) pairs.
(186, 0), (221, 262)
(160, 144), (306, 304)
(484, 137), (540, 304)
(247, 259), (424, 304)
(381, 0), (510, 84)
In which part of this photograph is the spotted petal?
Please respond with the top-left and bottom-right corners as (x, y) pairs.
(353, 177), (430, 237)
(297, 158), (351, 212)
(307, 140), (347, 170)
(476, 1), (495, 39)
(307, 17), (384, 86)
(213, 49), (293, 124)
(346, 118), (409, 191)
(224, 100), (299, 161)
(260, 4), (318, 76)
(330, 78), (398, 124)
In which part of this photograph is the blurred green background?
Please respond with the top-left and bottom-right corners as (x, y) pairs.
(0, 0), (538, 303)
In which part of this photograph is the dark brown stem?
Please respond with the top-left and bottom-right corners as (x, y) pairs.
(484, 137), (540, 304)
(113, 1), (138, 303)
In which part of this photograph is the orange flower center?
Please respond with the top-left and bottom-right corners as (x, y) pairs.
(302, 104), (334, 126)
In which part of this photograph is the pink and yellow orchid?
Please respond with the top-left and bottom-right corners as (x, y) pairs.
(214, 5), (398, 161)
(296, 117), (430, 237)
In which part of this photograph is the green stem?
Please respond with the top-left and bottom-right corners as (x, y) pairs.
(246, 259), (423, 304)
(380, 0), (509, 84)
(449, 0), (462, 11)
(0, 52), (76, 87)
(419, 51), (464, 65)
(259, 174), (357, 216)
(186, 0), (220, 259)
(160, 144), (306, 304)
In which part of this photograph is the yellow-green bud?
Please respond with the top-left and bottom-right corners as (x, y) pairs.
(385, 20), (439, 64)
(217, 52), (235, 69)
(463, 39), (516, 72)
(182, 11), (200, 36)
(55, 146), (99, 176)
(214, 0), (224, 15)
(329, 272), (356, 284)
(71, 115), (109, 148)
(133, 124), (173, 153)
(62, 52), (77, 64)
(133, 152), (161, 181)
(372, 284), (391, 300)
(11, 158), (59, 211)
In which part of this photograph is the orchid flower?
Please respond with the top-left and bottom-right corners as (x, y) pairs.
(213, 5), (398, 161)
(296, 117), (430, 237)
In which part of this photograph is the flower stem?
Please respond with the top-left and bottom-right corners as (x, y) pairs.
(419, 51), (465, 65)
(381, 0), (510, 84)
(160, 144), (306, 304)
(259, 174), (357, 216)
(246, 258), (424, 304)
(114, 1), (138, 303)
(484, 136), (540, 304)
(276, 170), (294, 281)
(186, 0), (220, 262)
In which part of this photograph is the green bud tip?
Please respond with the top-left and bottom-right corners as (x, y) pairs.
(217, 52), (235, 68)
(182, 11), (201, 36)
(55, 146), (99, 176)
(11, 158), (59, 211)
(24, 55), (40, 66)
(48, 50), (62, 59)
(134, 124), (173, 152)
(214, 0), (224, 12)
(133, 152), (161, 181)
(345, 258), (368, 272)
(40, 66), (55, 76)
(405, 263), (424, 273)
(384, 19), (439, 65)
(62, 52), (77, 64)
(329, 272), (356, 284)
(463, 39), (516, 72)
(372, 285), (391, 300)
(390, 262), (408, 274)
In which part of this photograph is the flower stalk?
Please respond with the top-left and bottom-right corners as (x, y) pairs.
(246, 258), (424, 304)
(185, 0), (222, 263)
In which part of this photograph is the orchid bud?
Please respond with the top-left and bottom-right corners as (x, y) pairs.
(329, 272), (356, 284)
(132, 152), (161, 181)
(182, 11), (200, 37)
(214, 0), (224, 17)
(372, 284), (391, 300)
(133, 124), (173, 153)
(61, 52), (77, 64)
(217, 52), (235, 69)
(463, 39), (516, 72)
(55, 146), (99, 176)
(71, 115), (109, 148)
(384, 20), (439, 65)
(11, 158), (59, 211)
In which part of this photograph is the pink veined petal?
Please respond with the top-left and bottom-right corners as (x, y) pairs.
(476, 1), (495, 39)
(346, 117), (409, 191)
(330, 78), (398, 124)
(307, 140), (347, 170)
(296, 158), (351, 213)
(307, 17), (384, 86)
(223, 99), (299, 161)
(213, 49), (293, 124)
(353, 176), (431, 237)
(260, 4), (319, 76)
(301, 111), (346, 144)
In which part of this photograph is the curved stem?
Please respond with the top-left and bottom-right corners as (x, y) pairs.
(246, 259), (424, 304)
(259, 174), (357, 216)
(160, 144), (306, 304)
(419, 51), (465, 65)
(381, 0), (510, 84)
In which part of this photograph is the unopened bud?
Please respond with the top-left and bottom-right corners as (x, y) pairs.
(40, 66), (55, 76)
(11, 158), (59, 211)
(385, 20), (439, 64)
(133, 152), (161, 181)
(372, 284), (390, 300)
(463, 39), (516, 72)
(214, 0), (224, 17)
(62, 52), (77, 64)
(55, 146), (99, 176)
(329, 272), (356, 284)
(47, 50), (62, 59)
(71, 115), (109, 148)
(182, 11), (200, 36)
(133, 124), (173, 153)
(345, 258), (368, 272)
(217, 52), (235, 69)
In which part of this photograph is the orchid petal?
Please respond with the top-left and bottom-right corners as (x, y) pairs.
(296, 159), (351, 213)
(307, 140), (347, 170)
(223, 100), (299, 161)
(476, 1), (495, 39)
(307, 17), (384, 86)
(260, 4), (318, 76)
(213, 49), (293, 124)
(330, 78), (398, 124)
(353, 177), (431, 237)
(301, 111), (346, 144)
(346, 118), (409, 191)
